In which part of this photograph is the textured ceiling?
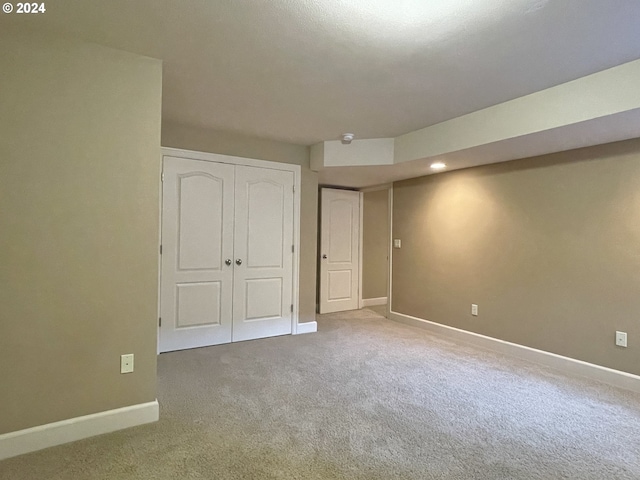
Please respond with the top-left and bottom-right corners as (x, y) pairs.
(3, 0), (640, 145)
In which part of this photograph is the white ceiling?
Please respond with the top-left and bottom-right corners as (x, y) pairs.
(4, 0), (640, 147)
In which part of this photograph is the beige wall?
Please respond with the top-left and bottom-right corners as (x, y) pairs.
(392, 138), (640, 376)
(362, 189), (389, 299)
(0, 35), (162, 434)
(161, 121), (318, 324)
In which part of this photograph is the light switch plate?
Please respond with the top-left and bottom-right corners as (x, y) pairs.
(615, 331), (627, 348)
(121, 354), (134, 373)
(393, 239), (401, 249)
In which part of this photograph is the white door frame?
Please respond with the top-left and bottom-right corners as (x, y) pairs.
(358, 191), (364, 309)
(357, 184), (392, 310)
(158, 147), (303, 353)
(387, 186), (393, 317)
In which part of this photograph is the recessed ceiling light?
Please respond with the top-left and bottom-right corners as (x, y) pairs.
(341, 133), (355, 144)
(430, 162), (446, 170)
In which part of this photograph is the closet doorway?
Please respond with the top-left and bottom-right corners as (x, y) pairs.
(159, 150), (300, 353)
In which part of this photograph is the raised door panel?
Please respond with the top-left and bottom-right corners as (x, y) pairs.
(246, 180), (285, 269)
(232, 165), (293, 342)
(327, 270), (353, 301)
(177, 174), (223, 271)
(175, 282), (222, 328)
(328, 199), (354, 263)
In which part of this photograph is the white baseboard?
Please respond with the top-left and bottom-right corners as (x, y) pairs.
(0, 400), (159, 461)
(295, 321), (317, 334)
(362, 297), (388, 307)
(389, 311), (640, 394)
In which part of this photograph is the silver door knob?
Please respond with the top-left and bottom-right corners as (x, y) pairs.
(225, 259), (232, 266)
(235, 259), (242, 265)
(322, 254), (327, 259)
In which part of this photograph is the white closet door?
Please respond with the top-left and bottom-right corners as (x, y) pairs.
(232, 165), (294, 342)
(319, 188), (360, 313)
(159, 157), (235, 352)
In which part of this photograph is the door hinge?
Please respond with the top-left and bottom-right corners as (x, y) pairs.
(292, 245), (294, 253)
(160, 244), (163, 255)
(159, 317), (162, 327)
(293, 185), (295, 193)
(161, 172), (164, 182)
(290, 304), (294, 312)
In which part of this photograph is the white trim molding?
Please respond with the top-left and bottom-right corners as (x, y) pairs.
(389, 311), (640, 394)
(295, 321), (318, 335)
(0, 400), (159, 461)
(362, 297), (388, 307)
(358, 191), (364, 309)
(386, 186), (393, 318)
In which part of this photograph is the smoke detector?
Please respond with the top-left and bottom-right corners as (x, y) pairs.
(341, 133), (355, 145)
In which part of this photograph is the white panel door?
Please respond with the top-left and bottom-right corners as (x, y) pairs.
(159, 157), (235, 352)
(319, 188), (360, 313)
(232, 165), (294, 342)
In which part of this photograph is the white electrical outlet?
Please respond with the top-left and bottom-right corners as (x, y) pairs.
(121, 354), (134, 373)
(615, 331), (627, 348)
(471, 304), (478, 316)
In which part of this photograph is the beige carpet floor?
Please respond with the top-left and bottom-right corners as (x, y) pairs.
(2, 308), (640, 479)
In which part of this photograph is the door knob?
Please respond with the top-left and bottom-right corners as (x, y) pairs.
(322, 254), (327, 259)
(225, 259), (232, 266)
(235, 259), (242, 265)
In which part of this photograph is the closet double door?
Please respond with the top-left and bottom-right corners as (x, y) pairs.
(159, 156), (294, 353)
